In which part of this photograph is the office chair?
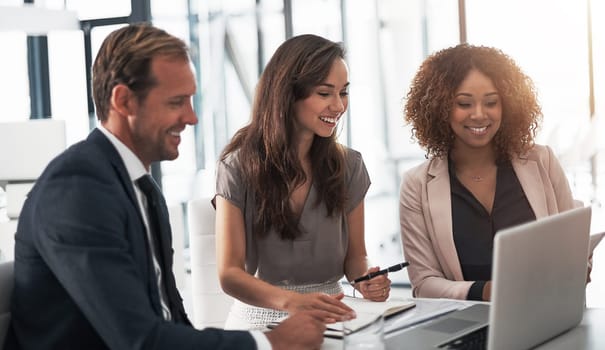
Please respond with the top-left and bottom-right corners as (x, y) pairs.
(0, 119), (66, 262)
(0, 260), (14, 345)
(168, 203), (186, 292)
(186, 198), (234, 329)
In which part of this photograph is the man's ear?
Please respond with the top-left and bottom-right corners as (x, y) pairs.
(110, 84), (136, 116)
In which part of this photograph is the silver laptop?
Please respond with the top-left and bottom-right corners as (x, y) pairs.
(387, 206), (591, 350)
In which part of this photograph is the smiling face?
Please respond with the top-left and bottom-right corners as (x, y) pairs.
(129, 56), (198, 168)
(449, 68), (502, 154)
(292, 57), (349, 142)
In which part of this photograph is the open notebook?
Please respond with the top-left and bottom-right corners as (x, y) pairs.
(267, 297), (416, 339)
(325, 297), (416, 338)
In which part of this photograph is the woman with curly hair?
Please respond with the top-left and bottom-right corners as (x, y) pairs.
(213, 34), (391, 330)
(399, 44), (576, 301)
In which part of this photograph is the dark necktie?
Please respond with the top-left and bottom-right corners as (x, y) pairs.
(136, 174), (187, 323)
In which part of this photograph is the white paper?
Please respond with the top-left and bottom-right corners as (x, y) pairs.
(327, 297), (416, 336)
(383, 298), (474, 334)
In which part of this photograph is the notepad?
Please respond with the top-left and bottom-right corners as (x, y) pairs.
(267, 297), (416, 339)
(327, 297), (416, 338)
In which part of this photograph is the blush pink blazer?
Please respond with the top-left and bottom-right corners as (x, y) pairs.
(399, 144), (575, 299)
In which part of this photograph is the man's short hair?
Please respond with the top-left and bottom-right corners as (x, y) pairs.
(92, 23), (190, 121)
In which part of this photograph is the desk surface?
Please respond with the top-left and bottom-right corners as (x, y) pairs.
(533, 307), (605, 350)
(322, 304), (605, 349)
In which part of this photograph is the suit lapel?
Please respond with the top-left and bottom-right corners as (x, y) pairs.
(88, 130), (140, 211)
(427, 158), (464, 280)
(512, 155), (548, 219)
(87, 130), (164, 316)
(89, 129), (189, 323)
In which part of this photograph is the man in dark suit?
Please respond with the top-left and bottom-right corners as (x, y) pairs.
(4, 23), (326, 350)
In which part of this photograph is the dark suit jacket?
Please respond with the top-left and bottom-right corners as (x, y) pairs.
(4, 129), (256, 350)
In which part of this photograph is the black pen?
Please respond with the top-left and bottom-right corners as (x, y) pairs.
(351, 262), (409, 284)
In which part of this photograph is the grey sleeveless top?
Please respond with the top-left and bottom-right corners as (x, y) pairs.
(215, 147), (371, 286)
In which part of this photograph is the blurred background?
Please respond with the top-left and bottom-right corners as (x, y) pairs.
(1, 0), (604, 304)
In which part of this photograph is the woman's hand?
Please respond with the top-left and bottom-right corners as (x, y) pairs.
(354, 266), (392, 302)
(284, 292), (356, 323)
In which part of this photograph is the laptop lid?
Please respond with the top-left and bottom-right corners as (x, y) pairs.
(487, 206), (591, 350)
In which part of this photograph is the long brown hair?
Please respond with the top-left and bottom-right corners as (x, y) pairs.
(404, 44), (541, 160)
(221, 34), (347, 240)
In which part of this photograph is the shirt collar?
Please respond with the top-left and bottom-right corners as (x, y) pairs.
(97, 124), (148, 182)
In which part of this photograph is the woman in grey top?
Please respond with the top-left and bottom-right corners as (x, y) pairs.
(214, 34), (392, 330)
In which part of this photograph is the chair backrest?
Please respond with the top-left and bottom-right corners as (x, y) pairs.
(186, 198), (234, 329)
(0, 221), (17, 263)
(0, 119), (66, 262)
(0, 119), (66, 182)
(0, 260), (14, 345)
(167, 203), (186, 292)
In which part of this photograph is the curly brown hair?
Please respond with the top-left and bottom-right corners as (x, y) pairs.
(403, 44), (542, 160)
(221, 34), (347, 240)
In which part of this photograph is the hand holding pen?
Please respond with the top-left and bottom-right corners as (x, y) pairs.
(350, 262), (409, 301)
(352, 262), (409, 284)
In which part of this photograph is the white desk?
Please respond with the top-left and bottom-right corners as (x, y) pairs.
(321, 301), (605, 349)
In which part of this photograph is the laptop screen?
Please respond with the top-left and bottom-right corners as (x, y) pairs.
(488, 206), (591, 350)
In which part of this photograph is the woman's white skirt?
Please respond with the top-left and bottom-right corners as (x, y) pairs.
(224, 280), (343, 330)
